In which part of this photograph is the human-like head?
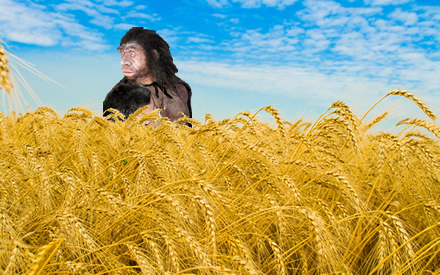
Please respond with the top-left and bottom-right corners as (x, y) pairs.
(118, 27), (179, 88)
(117, 41), (150, 82)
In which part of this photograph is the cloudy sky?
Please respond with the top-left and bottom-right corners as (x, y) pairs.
(1, 0), (439, 123)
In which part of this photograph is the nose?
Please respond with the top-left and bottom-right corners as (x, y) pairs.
(121, 53), (131, 65)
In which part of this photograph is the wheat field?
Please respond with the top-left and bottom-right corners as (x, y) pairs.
(0, 93), (439, 274)
(1, 43), (440, 275)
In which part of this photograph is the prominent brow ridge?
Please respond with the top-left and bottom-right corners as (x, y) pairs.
(117, 45), (138, 51)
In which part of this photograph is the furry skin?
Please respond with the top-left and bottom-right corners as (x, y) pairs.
(103, 77), (151, 120)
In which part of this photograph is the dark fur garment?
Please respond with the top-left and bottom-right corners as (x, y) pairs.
(103, 78), (151, 120)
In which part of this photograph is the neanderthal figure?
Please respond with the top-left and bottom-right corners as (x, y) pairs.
(103, 27), (192, 122)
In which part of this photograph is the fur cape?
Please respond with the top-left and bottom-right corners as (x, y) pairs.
(103, 78), (151, 120)
(103, 77), (193, 121)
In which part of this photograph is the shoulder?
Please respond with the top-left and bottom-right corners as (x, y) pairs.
(176, 78), (191, 95)
(103, 78), (151, 111)
(105, 78), (151, 101)
(176, 84), (189, 97)
(107, 77), (137, 96)
(173, 81), (191, 101)
(176, 79), (192, 117)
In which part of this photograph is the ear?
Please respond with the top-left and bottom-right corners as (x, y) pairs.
(152, 49), (160, 61)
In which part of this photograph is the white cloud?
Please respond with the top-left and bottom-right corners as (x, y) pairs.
(191, 0), (440, 111)
(364, 0), (412, 5)
(114, 23), (136, 30)
(157, 29), (219, 51)
(293, 0), (439, 63)
(212, 13), (227, 18)
(299, 0), (381, 28)
(206, 0), (298, 9)
(0, 0), (108, 50)
(96, 5), (119, 14)
(176, 58), (440, 122)
(217, 25), (302, 57)
(390, 8), (418, 25)
(187, 37), (215, 44)
(206, 0), (229, 8)
(56, 1), (118, 28)
(0, 0), (164, 50)
(89, 14), (115, 28)
(303, 29), (330, 52)
(6, 30), (61, 46)
(179, 61), (396, 107)
(99, 0), (133, 7)
(124, 11), (161, 21)
(196, 0), (440, 97)
(236, 0), (297, 9)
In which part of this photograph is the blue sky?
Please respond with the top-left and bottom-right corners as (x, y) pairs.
(1, 0), (439, 124)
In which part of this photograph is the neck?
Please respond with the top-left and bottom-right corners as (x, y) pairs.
(136, 74), (157, 86)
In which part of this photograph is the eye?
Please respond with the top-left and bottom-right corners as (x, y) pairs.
(130, 52), (135, 57)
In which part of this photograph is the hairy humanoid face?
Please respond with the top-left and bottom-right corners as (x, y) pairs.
(117, 42), (151, 83)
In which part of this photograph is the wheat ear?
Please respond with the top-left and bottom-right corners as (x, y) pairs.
(26, 238), (64, 275)
(0, 42), (13, 93)
(361, 89), (437, 122)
